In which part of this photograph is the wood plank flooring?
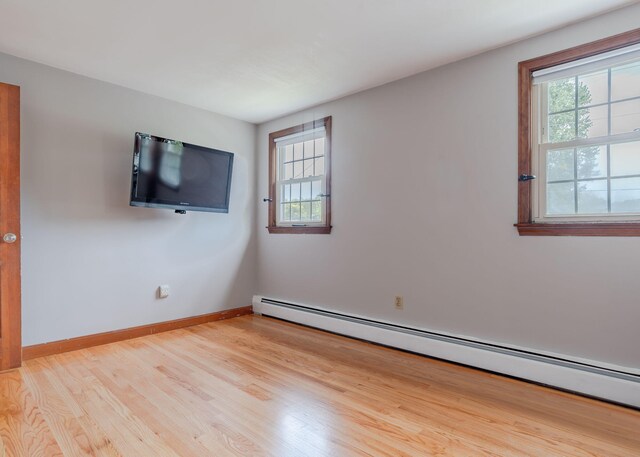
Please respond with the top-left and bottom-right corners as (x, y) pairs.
(1, 315), (639, 456)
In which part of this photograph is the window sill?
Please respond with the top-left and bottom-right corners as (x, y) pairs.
(267, 226), (332, 234)
(515, 222), (640, 236)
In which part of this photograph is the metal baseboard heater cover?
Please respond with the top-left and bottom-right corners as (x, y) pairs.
(258, 298), (640, 384)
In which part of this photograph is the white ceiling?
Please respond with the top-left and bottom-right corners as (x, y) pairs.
(0, 0), (636, 123)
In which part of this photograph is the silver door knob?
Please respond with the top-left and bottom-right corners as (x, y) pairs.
(3, 233), (17, 244)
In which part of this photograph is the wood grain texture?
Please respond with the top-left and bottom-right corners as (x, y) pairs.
(516, 222), (640, 236)
(0, 82), (21, 371)
(2, 314), (639, 456)
(22, 306), (252, 361)
(517, 27), (640, 236)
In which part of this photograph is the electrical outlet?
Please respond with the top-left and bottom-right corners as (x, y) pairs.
(158, 285), (170, 299)
(394, 296), (404, 310)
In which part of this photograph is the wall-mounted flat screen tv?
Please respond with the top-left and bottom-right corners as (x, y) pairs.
(130, 132), (234, 213)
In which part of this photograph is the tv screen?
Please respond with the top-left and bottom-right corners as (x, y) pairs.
(130, 132), (234, 213)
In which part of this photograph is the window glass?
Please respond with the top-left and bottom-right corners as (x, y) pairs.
(539, 57), (640, 219)
(270, 118), (331, 230)
(578, 70), (608, 106)
(611, 61), (640, 101)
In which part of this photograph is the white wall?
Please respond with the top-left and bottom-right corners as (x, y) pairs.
(0, 53), (257, 346)
(256, 4), (640, 370)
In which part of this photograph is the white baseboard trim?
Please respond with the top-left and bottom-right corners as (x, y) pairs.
(252, 295), (640, 409)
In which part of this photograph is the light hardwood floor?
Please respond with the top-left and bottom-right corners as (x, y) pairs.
(1, 315), (639, 456)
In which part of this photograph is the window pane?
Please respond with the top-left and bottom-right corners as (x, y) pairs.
(291, 202), (301, 220)
(283, 162), (293, 180)
(578, 70), (608, 107)
(301, 181), (312, 201)
(312, 201), (322, 221)
(547, 148), (574, 181)
(314, 157), (325, 176)
(611, 61), (640, 101)
(611, 99), (640, 135)
(577, 179), (608, 214)
(548, 111), (576, 143)
(284, 145), (294, 162)
(548, 77), (576, 113)
(611, 177), (640, 213)
(610, 141), (640, 177)
(303, 140), (315, 159)
(290, 182), (301, 201)
(300, 202), (311, 220)
(282, 184), (291, 202)
(311, 180), (322, 199)
(272, 120), (329, 229)
(314, 138), (325, 156)
(577, 105), (608, 139)
(577, 145), (607, 179)
(547, 182), (575, 215)
(303, 159), (314, 178)
(281, 203), (291, 221)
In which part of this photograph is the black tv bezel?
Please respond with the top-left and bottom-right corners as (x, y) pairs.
(129, 132), (234, 214)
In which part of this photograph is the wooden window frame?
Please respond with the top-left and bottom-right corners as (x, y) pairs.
(516, 28), (640, 236)
(267, 116), (332, 234)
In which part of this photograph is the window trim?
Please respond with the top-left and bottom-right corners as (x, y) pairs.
(517, 28), (640, 236)
(267, 116), (332, 234)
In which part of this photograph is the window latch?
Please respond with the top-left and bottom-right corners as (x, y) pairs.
(318, 194), (331, 198)
(518, 174), (536, 182)
(263, 197), (273, 202)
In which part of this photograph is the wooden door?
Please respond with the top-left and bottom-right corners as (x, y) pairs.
(0, 82), (21, 370)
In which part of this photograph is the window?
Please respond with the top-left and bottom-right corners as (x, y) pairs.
(517, 28), (640, 236)
(267, 116), (331, 234)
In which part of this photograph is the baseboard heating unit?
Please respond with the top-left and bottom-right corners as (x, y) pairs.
(253, 296), (640, 409)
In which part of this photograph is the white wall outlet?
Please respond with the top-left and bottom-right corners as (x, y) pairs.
(158, 285), (170, 299)
(394, 295), (404, 310)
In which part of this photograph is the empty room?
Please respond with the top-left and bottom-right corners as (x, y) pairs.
(1, 0), (640, 455)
